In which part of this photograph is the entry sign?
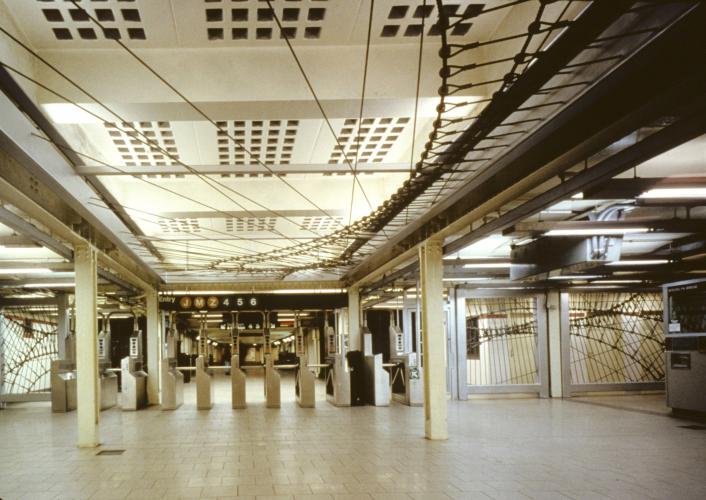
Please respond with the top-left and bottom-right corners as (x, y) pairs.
(395, 327), (404, 354)
(296, 329), (305, 356)
(326, 326), (337, 355)
(129, 336), (139, 358)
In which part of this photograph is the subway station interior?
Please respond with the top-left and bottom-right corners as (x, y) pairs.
(0, 1), (706, 499)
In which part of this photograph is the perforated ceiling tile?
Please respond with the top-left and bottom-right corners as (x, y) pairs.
(37, 0), (147, 41)
(327, 117), (409, 167)
(380, 2), (481, 38)
(158, 218), (201, 234)
(105, 121), (181, 175)
(300, 215), (344, 232)
(203, 0), (328, 42)
(216, 120), (299, 173)
(225, 217), (277, 233)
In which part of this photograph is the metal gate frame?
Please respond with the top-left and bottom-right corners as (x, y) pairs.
(559, 292), (665, 396)
(454, 289), (549, 398)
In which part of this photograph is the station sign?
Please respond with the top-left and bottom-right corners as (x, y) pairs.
(129, 336), (139, 358)
(295, 328), (305, 356)
(159, 293), (347, 312)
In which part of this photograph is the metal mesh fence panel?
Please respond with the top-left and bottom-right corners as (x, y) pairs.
(568, 292), (664, 385)
(465, 296), (538, 385)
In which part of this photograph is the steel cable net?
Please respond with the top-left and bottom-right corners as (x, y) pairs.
(206, 0), (680, 277)
(206, 0), (595, 276)
(0, 306), (58, 395)
(569, 292), (665, 385)
(465, 296), (538, 385)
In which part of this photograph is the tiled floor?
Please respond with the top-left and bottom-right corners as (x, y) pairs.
(1, 374), (706, 500)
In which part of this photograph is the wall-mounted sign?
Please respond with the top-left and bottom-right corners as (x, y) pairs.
(98, 337), (106, 358)
(159, 293), (346, 311)
(129, 336), (139, 358)
(326, 326), (337, 355)
(295, 329), (305, 356)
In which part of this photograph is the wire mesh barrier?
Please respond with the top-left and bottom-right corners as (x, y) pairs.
(568, 293), (664, 386)
(0, 307), (58, 396)
(465, 296), (538, 386)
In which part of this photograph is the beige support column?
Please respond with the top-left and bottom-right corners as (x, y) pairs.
(419, 238), (448, 440)
(74, 243), (100, 448)
(145, 288), (161, 405)
(348, 285), (361, 352)
(546, 291), (564, 398)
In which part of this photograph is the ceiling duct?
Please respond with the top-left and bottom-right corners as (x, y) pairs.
(510, 236), (622, 282)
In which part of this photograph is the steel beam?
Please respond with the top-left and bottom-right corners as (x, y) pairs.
(77, 163), (412, 176)
(346, 3), (706, 285)
(339, 1), (635, 262)
(0, 67), (163, 278)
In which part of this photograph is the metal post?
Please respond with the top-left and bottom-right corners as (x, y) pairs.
(348, 285), (361, 352)
(74, 243), (100, 447)
(454, 288), (468, 400)
(145, 288), (161, 405)
(56, 293), (69, 360)
(1, 310), (5, 408)
(419, 238), (448, 440)
(546, 291), (563, 398)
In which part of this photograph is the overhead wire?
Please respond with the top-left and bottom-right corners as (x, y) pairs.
(405, 0), (427, 225)
(348, 0), (375, 227)
(32, 132), (342, 268)
(0, 55), (352, 262)
(67, 0), (346, 231)
(263, 0), (384, 235)
(0, 33), (334, 249)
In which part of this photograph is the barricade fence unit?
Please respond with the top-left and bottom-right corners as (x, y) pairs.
(0, 306), (57, 403)
(564, 292), (665, 395)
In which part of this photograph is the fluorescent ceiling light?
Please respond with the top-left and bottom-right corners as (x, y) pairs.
(607, 259), (668, 266)
(595, 280), (643, 284)
(639, 188), (706, 199)
(163, 290), (245, 295)
(23, 282), (75, 288)
(0, 268), (52, 275)
(571, 192), (583, 199)
(271, 289), (344, 294)
(463, 262), (512, 269)
(541, 210), (573, 214)
(548, 275), (601, 280)
(545, 228), (649, 236)
(443, 277), (492, 282)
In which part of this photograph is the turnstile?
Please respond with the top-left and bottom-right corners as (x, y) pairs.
(264, 354), (280, 408)
(121, 328), (147, 410)
(295, 355), (315, 408)
(98, 322), (118, 410)
(230, 315), (246, 409)
(196, 355), (214, 409)
(362, 331), (390, 406)
(389, 353), (423, 406)
(231, 354), (246, 409)
(51, 333), (76, 412)
(160, 323), (183, 410)
(325, 354), (352, 406)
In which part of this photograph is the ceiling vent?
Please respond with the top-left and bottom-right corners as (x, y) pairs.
(217, 120), (298, 167)
(105, 121), (180, 171)
(39, 0), (147, 41)
(203, 0), (327, 42)
(328, 117), (409, 165)
(380, 2), (480, 38)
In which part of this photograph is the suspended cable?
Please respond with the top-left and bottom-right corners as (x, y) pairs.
(405, 0), (427, 225)
(66, 0), (346, 231)
(348, 0), (375, 227)
(263, 0), (380, 222)
(0, 56), (335, 250)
